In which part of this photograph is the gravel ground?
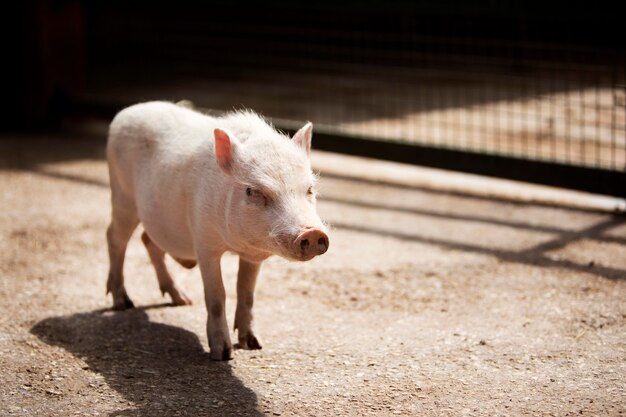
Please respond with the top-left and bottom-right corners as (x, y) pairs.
(0, 129), (625, 416)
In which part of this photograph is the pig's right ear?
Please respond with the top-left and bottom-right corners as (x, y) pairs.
(214, 128), (241, 175)
(292, 122), (313, 157)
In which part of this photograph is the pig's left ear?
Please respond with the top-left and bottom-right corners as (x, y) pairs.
(214, 128), (242, 175)
(292, 122), (313, 157)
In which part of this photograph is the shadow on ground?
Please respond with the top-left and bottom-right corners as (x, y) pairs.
(322, 176), (626, 281)
(0, 135), (106, 170)
(31, 307), (262, 417)
(331, 216), (626, 281)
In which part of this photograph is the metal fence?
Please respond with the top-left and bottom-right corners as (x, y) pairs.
(77, 2), (626, 197)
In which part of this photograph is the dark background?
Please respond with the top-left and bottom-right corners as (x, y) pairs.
(3, 0), (624, 128)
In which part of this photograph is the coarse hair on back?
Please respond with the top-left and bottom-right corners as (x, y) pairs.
(219, 109), (282, 143)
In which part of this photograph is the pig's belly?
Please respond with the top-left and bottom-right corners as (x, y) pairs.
(135, 192), (196, 260)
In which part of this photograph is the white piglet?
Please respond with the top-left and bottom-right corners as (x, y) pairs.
(106, 101), (329, 360)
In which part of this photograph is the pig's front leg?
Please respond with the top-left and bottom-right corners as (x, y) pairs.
(234, 259), (262, 350)
(198, 253), (233, 361)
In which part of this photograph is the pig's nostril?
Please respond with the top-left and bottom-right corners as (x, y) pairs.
(300, 239), (310, 251)
(317, 237), (328, 253)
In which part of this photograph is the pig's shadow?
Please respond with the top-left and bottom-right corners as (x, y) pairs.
(31, 308), (263, 417)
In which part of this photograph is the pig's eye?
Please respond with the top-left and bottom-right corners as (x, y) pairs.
(307, 187), (313, 195)
(245, 187), (267, 206)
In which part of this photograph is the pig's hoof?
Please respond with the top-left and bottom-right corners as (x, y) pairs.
(210, 344), (234, 361)
(165, 288), (192, 306)
(113, 294), (135, 310)
(238, 333), (262, 350)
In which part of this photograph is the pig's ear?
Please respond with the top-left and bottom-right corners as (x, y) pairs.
(292, 122), (313, 157)
(214, 128), (241, 175)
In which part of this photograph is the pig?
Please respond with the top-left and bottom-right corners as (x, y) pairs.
(105, 101), (329, 360)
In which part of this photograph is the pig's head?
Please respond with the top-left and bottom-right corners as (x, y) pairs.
(213, 122), (329, 262)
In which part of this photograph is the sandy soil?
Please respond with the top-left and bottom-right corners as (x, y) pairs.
(0, 129), (625, 416)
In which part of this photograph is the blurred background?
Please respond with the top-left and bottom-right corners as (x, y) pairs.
(3, 0), (625, 197)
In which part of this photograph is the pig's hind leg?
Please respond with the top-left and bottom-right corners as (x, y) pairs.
(234, 259), (262, 350)
(141, 232), (192, 306)
(106, 202), (139, 310)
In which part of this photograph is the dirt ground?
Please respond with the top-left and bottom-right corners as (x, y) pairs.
(1, 126), (625, 416)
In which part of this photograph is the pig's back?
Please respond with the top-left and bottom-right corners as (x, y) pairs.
(108, 101), (210, 160)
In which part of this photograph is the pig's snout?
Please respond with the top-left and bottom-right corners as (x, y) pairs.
(295, 228), (329, 260)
